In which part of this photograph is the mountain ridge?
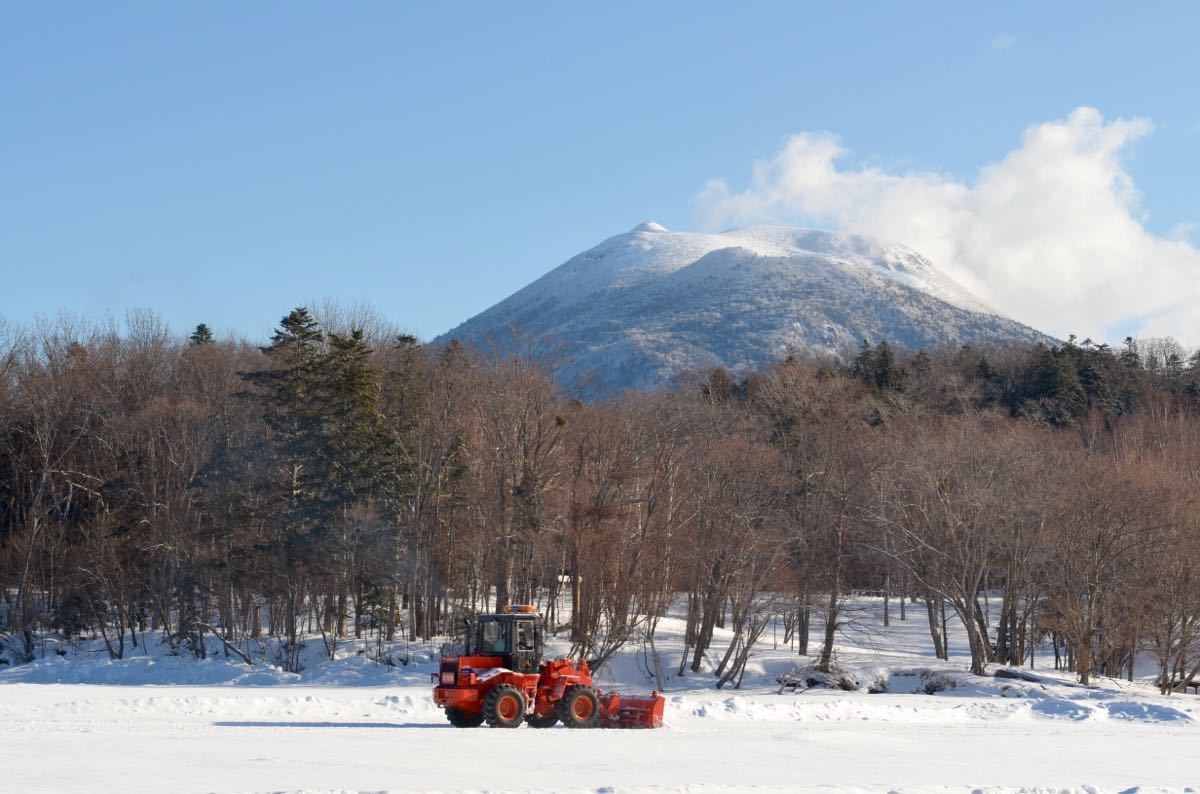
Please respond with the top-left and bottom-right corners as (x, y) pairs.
(438, 223), (1052, 396)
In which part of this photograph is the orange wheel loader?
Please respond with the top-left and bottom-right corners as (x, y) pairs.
(431, 605), (665, 729)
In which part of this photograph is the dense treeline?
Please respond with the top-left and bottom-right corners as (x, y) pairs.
(2, 308), (1200, 692)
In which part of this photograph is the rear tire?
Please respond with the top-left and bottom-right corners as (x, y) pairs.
(525, 711), (559, 728)
(445, 707), (484, 728)
(557, 684), (600, 728)
(483, 684), (526, 728)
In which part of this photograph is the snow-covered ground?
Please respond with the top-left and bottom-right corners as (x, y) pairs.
(3, 600), (1198, 793)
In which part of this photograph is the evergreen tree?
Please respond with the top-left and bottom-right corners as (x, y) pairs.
(872, 341), (904, 392)
(851, 340), (906, 394)
(976, 356), (997, 382)
(240, 307), (328, 669)
(1183, 350), (1200, 411)
(320, 330), (387, 507)
(1164, 351), (1186, 384)
(1188, 349), (1200, 378)
(189, 323), (215, 346)
(1075, 343), (1114, 414)
(1119, 336), (1141, 369)
(252, 307), (327, 477)
(1014, 345), (1088, 426)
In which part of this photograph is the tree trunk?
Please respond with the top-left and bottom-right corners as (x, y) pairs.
(797, 588), (811, 655)
(925, 595), (946, 660)
(816, 519), (843, 673)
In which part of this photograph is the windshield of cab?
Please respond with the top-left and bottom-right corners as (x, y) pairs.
(477, 619), (507, 653)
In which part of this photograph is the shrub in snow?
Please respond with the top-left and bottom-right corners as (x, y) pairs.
(777, 664), (864, 692)
(779, 666), (964, 696)
(884, 668), (961, 695)
(919, 672), (957, 694)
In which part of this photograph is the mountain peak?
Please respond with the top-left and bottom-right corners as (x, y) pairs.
(438, 224), (1050, 397)
(632, 220), (668, 233)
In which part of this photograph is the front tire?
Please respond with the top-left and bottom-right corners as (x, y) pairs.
(557, 684), (600, 728)
(483, 684), (526, 728)
(445, 707), (485, 728)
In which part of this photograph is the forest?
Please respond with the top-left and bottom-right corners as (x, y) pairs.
(1, 306), (1199, 693)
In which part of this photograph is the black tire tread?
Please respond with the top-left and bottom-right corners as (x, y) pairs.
(525, 711), (558, 728)
(556, 684), (600, 729)
(445, 707), (485, 728)
(483, 684), (526, 728)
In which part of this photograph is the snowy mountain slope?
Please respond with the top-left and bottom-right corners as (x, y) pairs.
(439, 223), (1052, 396)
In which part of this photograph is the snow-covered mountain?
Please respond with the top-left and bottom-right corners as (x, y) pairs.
(438, 223), (1051, 395)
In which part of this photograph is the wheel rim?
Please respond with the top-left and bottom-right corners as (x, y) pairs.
(572, 695), (594, 720)
(498, 694), (519, 721)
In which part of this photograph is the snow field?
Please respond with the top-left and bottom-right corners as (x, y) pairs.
(3, 683), (1197, 793)
(2, 598), (1198, 792)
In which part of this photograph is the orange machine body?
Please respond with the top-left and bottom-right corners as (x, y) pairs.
(431, 608), (665, 729)
(434, 656), (597, 722)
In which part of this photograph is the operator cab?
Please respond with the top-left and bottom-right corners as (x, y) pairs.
(471, 605), (544, 673)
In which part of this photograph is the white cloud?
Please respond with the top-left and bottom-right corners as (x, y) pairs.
(695, 107), (1200, 344)
(991, 34), (1018, 52)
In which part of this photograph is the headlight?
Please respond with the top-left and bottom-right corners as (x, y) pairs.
(441, 671), (456, 685)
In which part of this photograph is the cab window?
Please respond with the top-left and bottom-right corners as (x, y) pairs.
(516, 621), (534, 650)
(478, 619), (506, 652)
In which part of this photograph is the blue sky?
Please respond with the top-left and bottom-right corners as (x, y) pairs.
(3, 2), (1199, 342)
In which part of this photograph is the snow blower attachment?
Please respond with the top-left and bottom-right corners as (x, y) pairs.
(597, 690), (665, 729)
(431, 606), (666, 729)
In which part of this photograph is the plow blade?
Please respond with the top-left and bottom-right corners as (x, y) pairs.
(598, 690), (665, 729)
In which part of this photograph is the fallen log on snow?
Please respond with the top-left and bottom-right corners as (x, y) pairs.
(994, 668), (1043, 683)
